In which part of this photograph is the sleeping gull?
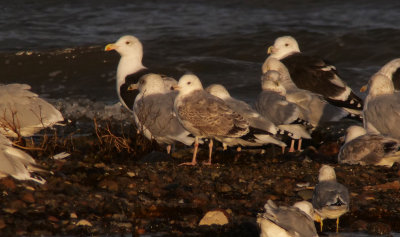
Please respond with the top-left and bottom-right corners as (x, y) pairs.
(174, 74), (254, 165)
(128, 73), (194, 154)
(256, 72), (311, 152)
(266, 36), (363, 116)
(338, 125), (400, 167)
(363, 60), (400, 139)
(105, 35), (177, 111)
(0, 133), (45, 184)
(312, 165), (349, 233)
(0, 83), (64, 138)
(262, 57), (350, 126)
(205, 84), (286, 150)
(257, 199), (318, 237)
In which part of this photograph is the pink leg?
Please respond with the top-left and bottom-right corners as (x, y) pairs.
(166, 144), (172, 155)
(179, 137), (199, 166)
(288, 139), (295, 152)
(297, 139), (302, 151)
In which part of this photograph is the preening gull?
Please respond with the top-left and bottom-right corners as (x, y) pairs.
(128, 73), (194, 154)
(174, 74), (253, 165)
(256, 72), (311, 152)
(266, 36), (363, 115)
(0, 133), (45, 184)
(262, 57), (350, 126)
(205, 84), (286, 150)
(363, 60), (400, 139)
(105, 35), (177, 111)
(338, 125), (400, 167)
(312, 165), (349, 233)
(0, 83), (64, 138)
(257, 199), (318, 237)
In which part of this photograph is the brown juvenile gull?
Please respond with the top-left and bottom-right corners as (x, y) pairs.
(338, 125), (400, 167)
(256, 72), (311, 152)
(363, 60), (400, 140)
(0, 133), (45, 184)
(173, 74), (250, 166)
(262, 57), (350, 126)
(128, 73), (194, 154)
(312, 165), (349, 233)
(266, 35), (363, 116)
(0, 83), (64, 138)
(205, 84), (286, 150)
(105, 35), (177, 111)
(257, 199), (318, 237)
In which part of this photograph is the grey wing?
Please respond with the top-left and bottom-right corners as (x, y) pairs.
(262, 201), (317, 237)
(286, 89), (348, 126)
(225, 98), (277, 134)
(0, 84), (64, 137)
(365, 94), (400, 139)
(256, 91), (299, 125)
(135, 92), (193, 145)
(313, 181), (349, 210)
(178, 91), (249, 137)
(339, 134), (399, 165)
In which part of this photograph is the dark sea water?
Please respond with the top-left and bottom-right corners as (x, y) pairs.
(1, 0), (400, 116)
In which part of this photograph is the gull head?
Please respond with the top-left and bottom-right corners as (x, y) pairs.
(318, 164), (336, 182)
(344, 125), (367, 143)
(293, 201), (314, 219)
(268, 36), (300, 60)
(261, 71), (286, 95)
(105, 35), (143, 58)
(132, 73), (166, 95)
(206, 84), (231, 100)
(367, 73), (395, 97)
(175, 74), (204, 95)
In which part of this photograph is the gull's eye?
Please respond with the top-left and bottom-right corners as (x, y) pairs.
(126, 41), (131, 45)
(285, 43), (289, 47)
(187, 81), (191, 85)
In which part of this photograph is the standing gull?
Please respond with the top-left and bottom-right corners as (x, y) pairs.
(105, 35), (177, 111)
(363, 59), (400, 139)
(128, 73), (194, 154)
(0, 133), (45, 184)
(262, 57), (350, 126)
(174, 74), (251, 165)
(257, 199), (318, 237)
(338, 125), (400, 167)
(266, 36), (363, 115)
(206, 84), (286, 150)
(256, 72), (311, 152)
(0, 83), (64, 138)
(312, 165), (349, 233)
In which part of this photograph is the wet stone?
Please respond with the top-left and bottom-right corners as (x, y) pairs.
(368, 222), (391, 235)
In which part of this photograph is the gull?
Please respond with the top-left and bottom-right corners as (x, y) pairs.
(205, 84), (286, 150)
(105, 35), (177, 111)
(262, 57), (350, 126)
(0, 133), (45, 184)
(312, 165), (349, 233)
(363, 59), (400, 140)
(266, 35), (363, 116)
(257, 199), (318, 237)
(338, 125), (400, 167)
(256, 72), (311, 152)
(0, 83), (64, 138)
(128, 73), (194, 154)
(174, 74), (255, 165)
